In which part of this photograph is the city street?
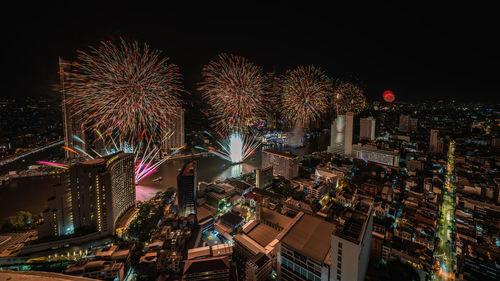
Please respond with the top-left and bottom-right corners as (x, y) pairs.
(432, 141), (456, 280)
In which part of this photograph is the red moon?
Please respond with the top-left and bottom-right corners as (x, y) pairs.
(383, 90), (395, 102)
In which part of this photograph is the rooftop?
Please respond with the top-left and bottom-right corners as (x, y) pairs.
(281, 214), (335, 263)
(335, 200), (373, 244)
(181, 161), (197, 176)
(183, 256), (230, 275)
(263, 149), (298, 159)
(247, 223), (279, 247)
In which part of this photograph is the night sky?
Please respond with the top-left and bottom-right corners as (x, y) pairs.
(2, 4), (499, 103)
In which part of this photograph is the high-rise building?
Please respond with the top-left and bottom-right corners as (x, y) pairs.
(344, 112), (355, 156)
(59, 58), (86, 160)
(328, 113), (355, 156)
(39, 153), (135, 238)
(70, 153), (135, 235)
(399, 114), (418, 132)
(429, 129), (440, 154)
(359, 117), (376, 140)
(183, 256), (231, 281)
(162, 107), (184, 156)
(177, 161), (198, 217)
(262, 150), (299, 180)
(278, 213), (335, 281)
(39, 173), (74, 238)
(331, 199), (373, 281)
(328, 115), (346, 155)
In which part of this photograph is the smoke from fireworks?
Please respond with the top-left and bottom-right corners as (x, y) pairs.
(65, 40), (184, 140)
(280, 65), (333, 124)
(333, 80), (366, 115)
(198, 54), (267, 133)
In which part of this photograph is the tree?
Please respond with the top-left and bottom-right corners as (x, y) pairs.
(2, 211), (33, 232)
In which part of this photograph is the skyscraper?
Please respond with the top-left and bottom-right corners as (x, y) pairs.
(328, 113), (355, 156)
(331, 199), (373, 281)
(70, 153), (135, 235)
(59, 57), (86, 160)
(39, 153), (135, 238)
(429, 129), (439, 154)
(162, 107), (184, 156)
(328, 115), (346, 155)
(177, 161), (198, 217)
(344, 112), (355, 156)
(359, 117), (375, 140)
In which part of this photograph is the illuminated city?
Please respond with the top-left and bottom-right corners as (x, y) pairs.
(1, 5), (499, 281)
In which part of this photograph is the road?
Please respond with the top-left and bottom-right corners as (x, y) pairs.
(0, 140), (64, 166)
(432, 141), (456, 280)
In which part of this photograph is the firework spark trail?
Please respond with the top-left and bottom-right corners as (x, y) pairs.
(196, 132), (260, 163)
(198, 53), (267, 133)
(280, 65), (333, 124)
(40, 128), (184, 183)
(37, 161), (69, 169)
(65, 40), (184, 140)
(333, 80), (366, 115)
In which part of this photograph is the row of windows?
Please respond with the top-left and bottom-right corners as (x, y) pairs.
(281, 252), (321, 277)
(281, 256), (321, 281)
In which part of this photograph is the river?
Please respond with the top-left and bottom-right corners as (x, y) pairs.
(0, 132), (330, 224)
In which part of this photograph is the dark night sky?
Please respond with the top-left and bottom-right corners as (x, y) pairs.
(2, 3), (499, 103)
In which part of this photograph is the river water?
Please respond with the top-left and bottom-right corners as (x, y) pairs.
(0, 132), (330, 224)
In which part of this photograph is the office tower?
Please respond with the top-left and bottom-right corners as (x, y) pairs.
(278, 213), (335, 281)
(399, 114), (418, 132)
(177, 161), (198, 217)
(328, 115), (346, 154)
(162, 107), (184, 155)
(59, 57), (86, 160)
(331, 200), (373, 281)
(39, 153), (135, 238)
(262, 150), (299, 180)
(255, 166), (273, 188)
(429, 129), (439, 154)
(344, 112), (355, 156)
(359, 117), (376, 140)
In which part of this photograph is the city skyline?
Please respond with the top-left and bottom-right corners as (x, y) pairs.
(1, 6), (499, 281)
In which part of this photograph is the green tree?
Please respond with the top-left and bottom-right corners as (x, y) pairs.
(2, 211), (33, 231)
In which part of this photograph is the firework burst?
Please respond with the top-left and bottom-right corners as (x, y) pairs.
(65, 40), (184, 139)
(198, 54), (267, 133)
(195, 131), (260, 164)
(333, 80), (366, 115)
(280, 65), (333, 124)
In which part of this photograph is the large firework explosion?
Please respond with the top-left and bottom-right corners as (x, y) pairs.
(198, 53), (267, 133)
(280, 65), (334, 125)
(333, 80), (366, 115)
(65, 40), (184, 140)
